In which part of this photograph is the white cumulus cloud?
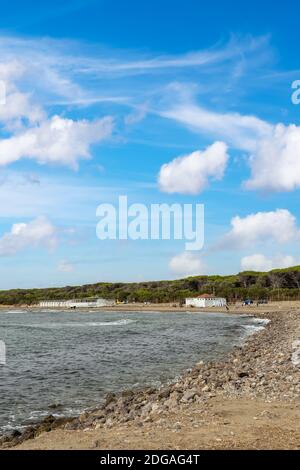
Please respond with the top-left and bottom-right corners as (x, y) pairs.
(220, 209), (299, 249)
(162, 97), (300, 193)
(0, 216), (57, 256)
(0, 115), (113, 169)
(169, 251), (205, 276)
(158, 142), (228, 194)
(245, 123), (300, 192)
(241, 253), (295, 272)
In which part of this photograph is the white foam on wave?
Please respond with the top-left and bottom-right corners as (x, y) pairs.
(69, 318), (137, 327)
(40, 309), (62, 313)
(243, 324), (265, 333)
(2, 310), (25, 314)
(251, 318), (271, 325)
(241, 317), (270, 336)
(12, 318), (137, 329)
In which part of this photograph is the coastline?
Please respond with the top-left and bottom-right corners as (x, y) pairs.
(1, 304), (300, 450)
(1, 299), (299, 314)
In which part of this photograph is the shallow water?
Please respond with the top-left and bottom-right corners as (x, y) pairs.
(0, 309), (264, 433)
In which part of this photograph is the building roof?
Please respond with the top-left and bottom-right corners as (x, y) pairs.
(197, 293), (216, 298)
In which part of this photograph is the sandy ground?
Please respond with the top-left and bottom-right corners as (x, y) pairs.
(14, 397), (300, 450)
(99, 300), (300, 315)
(3, 301), (300, 450)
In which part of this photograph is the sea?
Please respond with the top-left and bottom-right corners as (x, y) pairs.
(0, 309), (267, 434)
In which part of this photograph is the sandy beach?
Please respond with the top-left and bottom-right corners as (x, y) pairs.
(0, 301), (299, 450)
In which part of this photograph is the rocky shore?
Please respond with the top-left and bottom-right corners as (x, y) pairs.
(1, 308), (300, 449)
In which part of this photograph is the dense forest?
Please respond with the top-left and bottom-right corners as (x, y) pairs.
(1, 266), (300, 305)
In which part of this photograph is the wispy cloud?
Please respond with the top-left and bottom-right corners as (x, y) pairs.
(161, 100), (271, 152)
(0, 32), (295, 193)
(57, 259), (75, 272)
(0, 33), (273, 104)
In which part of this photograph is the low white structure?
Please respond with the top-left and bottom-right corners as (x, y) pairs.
(39, 298), (115, 308)
(185, 294), (227, 308)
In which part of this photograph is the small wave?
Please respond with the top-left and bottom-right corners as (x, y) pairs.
(1, 423), (27, 433)
(26, 406), (82, 421)
(243, 324), (265, 333)
(241, 317), (270, 336)
(251, 318), (270, 325)
(86, 319), (137, 327)
(40, 309), (62, 313)
(2, 318), (137, 329)
(2, 310), (25, 314)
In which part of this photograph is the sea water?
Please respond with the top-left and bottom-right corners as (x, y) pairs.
(0, 309), (264, 433)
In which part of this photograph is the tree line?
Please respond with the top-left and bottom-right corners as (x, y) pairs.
(1, 266), (300, 305)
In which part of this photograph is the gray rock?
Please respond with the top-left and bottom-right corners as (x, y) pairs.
(182, 389), (198, 402)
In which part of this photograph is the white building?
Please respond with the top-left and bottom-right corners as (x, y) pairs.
(39, 298), (115, 308)
(185, 294), (227, 308)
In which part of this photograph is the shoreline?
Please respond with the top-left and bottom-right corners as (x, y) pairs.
(1, 299), (299, 315)
(1, 305), (300, 449)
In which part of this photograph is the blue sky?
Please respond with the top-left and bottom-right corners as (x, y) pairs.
(0, 0), (300, 288)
